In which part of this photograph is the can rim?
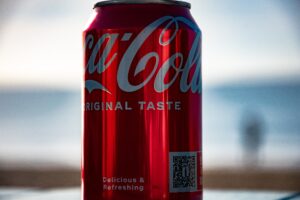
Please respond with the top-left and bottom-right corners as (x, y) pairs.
(94, 0), (191, 9)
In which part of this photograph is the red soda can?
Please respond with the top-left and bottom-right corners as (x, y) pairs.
(82, 1), (202, 199)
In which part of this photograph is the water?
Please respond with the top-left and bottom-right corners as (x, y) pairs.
(0, 89), (81, 167)
(0, 82), (299, 169)
(203, 82), (300, 169)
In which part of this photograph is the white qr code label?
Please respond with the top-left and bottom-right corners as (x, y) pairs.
(169, 152), (198, 193)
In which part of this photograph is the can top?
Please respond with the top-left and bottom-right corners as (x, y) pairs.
(94, 0), (191, 9)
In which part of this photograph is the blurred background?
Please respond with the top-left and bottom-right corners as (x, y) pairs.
(0, 0), (299, 192)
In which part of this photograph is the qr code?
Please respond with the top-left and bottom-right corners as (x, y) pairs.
(169, 152), (198, 192)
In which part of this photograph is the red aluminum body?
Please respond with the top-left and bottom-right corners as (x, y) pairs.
(82, 1), (202, 200)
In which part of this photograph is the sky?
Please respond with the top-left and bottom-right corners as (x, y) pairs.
(0, 0), (299, 89)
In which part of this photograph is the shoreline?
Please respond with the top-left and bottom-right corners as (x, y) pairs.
(0, 167), (299, 191)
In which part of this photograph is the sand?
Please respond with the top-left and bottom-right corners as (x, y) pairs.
(0, 167), (299, 190)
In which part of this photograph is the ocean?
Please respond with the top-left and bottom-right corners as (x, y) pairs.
(0, 82), (299, 169)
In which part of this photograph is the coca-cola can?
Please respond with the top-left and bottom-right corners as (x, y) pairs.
(82, 0), (202, 199)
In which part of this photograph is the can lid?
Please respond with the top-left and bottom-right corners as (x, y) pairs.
(94, 0), (191, 9)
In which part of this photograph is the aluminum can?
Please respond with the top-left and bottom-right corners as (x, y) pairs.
(82, 1), (202, 199)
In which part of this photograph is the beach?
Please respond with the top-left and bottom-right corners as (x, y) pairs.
(0, 83), (299, 190)
(0, 167), (299, 191)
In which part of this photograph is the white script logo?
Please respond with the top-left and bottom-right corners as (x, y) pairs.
(85, 16), (201, 94)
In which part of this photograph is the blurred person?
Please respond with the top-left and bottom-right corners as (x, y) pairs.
(240, 109), (265, 167)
